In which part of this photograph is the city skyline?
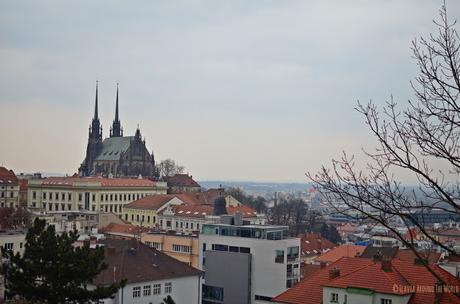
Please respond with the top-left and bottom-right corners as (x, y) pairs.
(1, 1), (459, 182)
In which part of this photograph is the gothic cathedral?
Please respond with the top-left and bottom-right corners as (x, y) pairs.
(78, 82), (157, 178)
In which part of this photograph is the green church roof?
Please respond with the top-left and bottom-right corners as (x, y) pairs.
(95, 136), (134, 161)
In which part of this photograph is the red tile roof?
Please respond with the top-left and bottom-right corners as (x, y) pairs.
(124, 194), (179, 210)
(39, 176), (157, 187)
(315, 244), (365, 263)
(273, 257), (460, 304)
(164, 174), (200, 188)
(395, 249), (442, 264)
(102, 222), (141, 235)
(0, 167), (18, 185)
(300, 232), (337, 257)
(170, 204), (257, 218)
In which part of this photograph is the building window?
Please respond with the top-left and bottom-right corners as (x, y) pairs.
(275, 250), (284, 263)
(197, 223), (200, 230)
(381, 300), (392, 304)
(68, 193), (72, 201)
(203, 285), (223, 302)
(172, 244), (191, 253)
(55, 193), (59, 200)
(167, 220), (171, 227)
(164, 282), (172, 294)
(32, 191), (37, 199)
(92, 194), (96, 202)
(147, 216), (150, 223)
(331, 293), (338, 303)
(3, 243), (13, 251)
(143, 285), (151, 296)
(153, 283), (161, 295)
(78, 193), (82, 202)
(61, 193), (65, 201)
(132, 286), (141, 298)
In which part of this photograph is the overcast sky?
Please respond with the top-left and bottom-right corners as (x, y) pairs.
(0, 0), (458, 182)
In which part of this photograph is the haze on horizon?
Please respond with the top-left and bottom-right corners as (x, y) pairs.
(1, 0), (458, 183)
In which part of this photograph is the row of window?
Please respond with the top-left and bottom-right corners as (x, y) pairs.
(127, 214), (157, 224)
(32, 191), (152, 203)
(133, 282), (172, 298)
(145, 241), (162, 250)
(330, 293), (392, 304)
(1, 242), (23, 251)
(172, 244), (192, 253)
(0, 191), (15, 198)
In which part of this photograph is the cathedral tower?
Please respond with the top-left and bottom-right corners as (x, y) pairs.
(110, 83), (123, 137)
(79, 81), (103, 176)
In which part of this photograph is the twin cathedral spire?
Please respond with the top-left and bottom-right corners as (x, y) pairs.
(90, 81), (124, 139)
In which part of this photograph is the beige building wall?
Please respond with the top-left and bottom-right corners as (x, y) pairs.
(124, 207), (158, 228)
(141, 232), (200, 269)
(27, 180), (167, 216)
(0, 184), (19, 208)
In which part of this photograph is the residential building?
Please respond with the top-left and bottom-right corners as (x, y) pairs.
(93, 238), (202, 304)
(273, 257), (460, 304)
(0, 230), (26, 256)
(141, 230), (200, 268)
(199, 220), (301, 304)
(27, 176), (167, 214)
(164, 174), (201, 194)
(31, 210), (99, 235)
(0, 166), (19, 208)
(158, 203), (265, 233)
(101, 222), (141, 239)
(123, 193), (200, 228)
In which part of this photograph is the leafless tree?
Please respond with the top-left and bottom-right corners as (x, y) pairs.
(156, 158), (185, 177)
(307, 4), (460, 285)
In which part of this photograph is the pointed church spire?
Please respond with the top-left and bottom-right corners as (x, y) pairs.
(110, 82), (123, 137)
(94, 80), (99, 120)
(115, 82), (119, 122)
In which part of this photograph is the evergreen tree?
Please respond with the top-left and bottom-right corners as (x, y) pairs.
(1, 219), (123, 303)
(162, 295), (176, 304)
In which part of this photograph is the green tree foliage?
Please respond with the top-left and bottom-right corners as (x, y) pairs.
(162, 295), (176, 304)
(1, 219), (123, 303)
(316, 223), (342, 244)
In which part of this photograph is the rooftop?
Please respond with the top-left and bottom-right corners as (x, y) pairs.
(202, 223), (289, 240)
(274, 257), (460, 304)
(0, 166), (18, 185)
(315, 244), (366, 263)
(31, 176), (160, 188)
(94, 239), (202, 285)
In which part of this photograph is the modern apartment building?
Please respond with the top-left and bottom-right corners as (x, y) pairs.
(199, 219), (301, 304)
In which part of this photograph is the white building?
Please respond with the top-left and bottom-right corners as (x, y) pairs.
(27, 177), (167, 215)
(94, 239), (202, 304)
(0, 230), (26, 256)
(199, 219), (300, 304)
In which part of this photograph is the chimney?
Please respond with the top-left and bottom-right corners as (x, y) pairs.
(381, 258), (392, 272)
(329, 267), (340, 279)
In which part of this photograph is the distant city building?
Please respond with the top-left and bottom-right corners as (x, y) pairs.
(141, 230), (200, 268)
(299, 232), (336, 264)
(93, 239), (202, 304)
(0, 166), (19, 208)
(79, 83), (157, 178)
(314, 244), (365, 265)
(31, 210), (100, 235)
(27, 176), (167, 214)
(200, 219), (300, 304)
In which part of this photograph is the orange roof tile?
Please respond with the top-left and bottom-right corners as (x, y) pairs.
(40, 176), (156, 187)
(300, 232), (337, 257)
(315, 244), (365, 263)
(273, 257), (460, 304)
(0, 167), (18, 185)
(124, 194), (178, 210)
(164, 174), (200, 188)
